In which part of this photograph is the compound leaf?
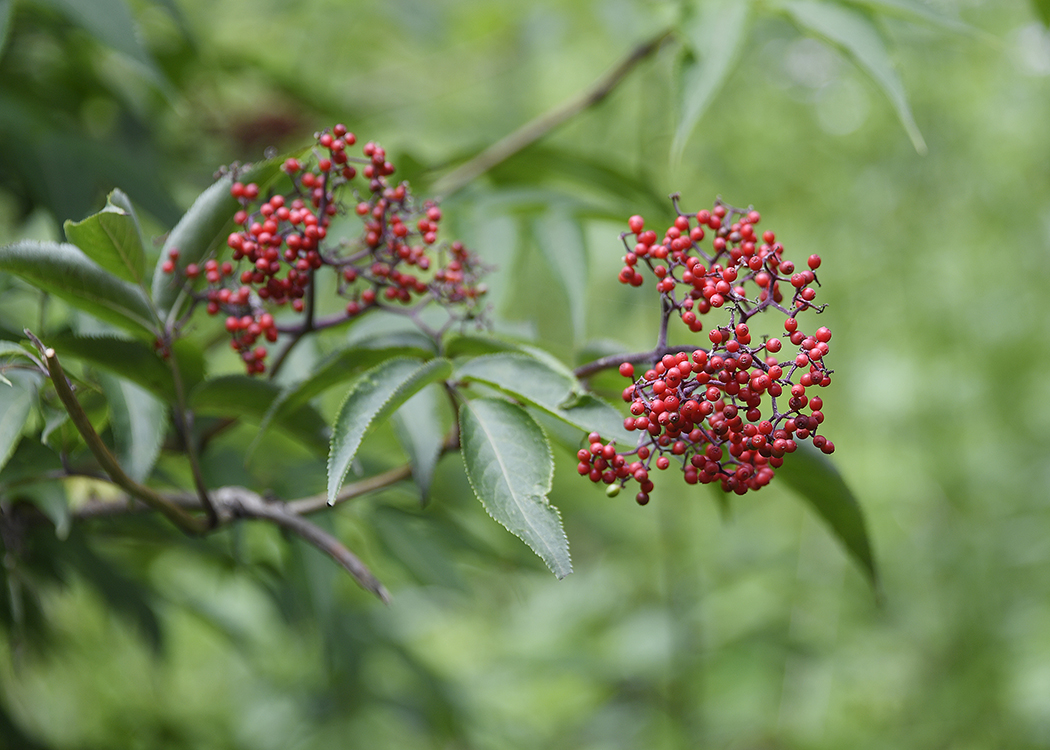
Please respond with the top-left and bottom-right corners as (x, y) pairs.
(327, 358), (453, 505)
(459, 397), (571, 579)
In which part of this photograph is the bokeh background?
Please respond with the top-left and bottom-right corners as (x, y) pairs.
(2, 0), (1050, 748)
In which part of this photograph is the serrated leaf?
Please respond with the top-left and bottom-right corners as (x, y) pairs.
(783, 0), (926, 153)
(327, 358), (452, 505)
(190, 375), (329, 454)
(392, 384), (447, 504)
(673, 0), (752, 159)
(0, 242), (158, 335)
(250, 345), (431, 455)
(0, 370), (39, 475)
(45, 333), (204, 401)
(776, 441), (878, 587)
(98, 373), (167, 483)
(63, 190), (146, 285)
(458, 398), (571, 579)
(152, 159), (283, 320)
(456, 352), (630, 441)
(534, 210), (588, 344)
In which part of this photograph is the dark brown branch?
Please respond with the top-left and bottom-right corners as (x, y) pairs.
(431, 28), (673, 199)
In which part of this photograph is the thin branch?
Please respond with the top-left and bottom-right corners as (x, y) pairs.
(214, 487), (390, 603)
(287, 464), (412, 516)
(25, 331), (208, 535)
(431, 28), (673, 199)
(574, 345), (699, 380)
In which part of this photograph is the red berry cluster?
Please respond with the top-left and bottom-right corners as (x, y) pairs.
(581, 197), (834, 503)
(163, 124), (487, 373)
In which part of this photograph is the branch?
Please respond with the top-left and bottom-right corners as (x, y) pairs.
(574, 344), (700, 380)
(214, 487), (390, 603)
(25, 331), (208, 535)
(431, 28), (672, 199)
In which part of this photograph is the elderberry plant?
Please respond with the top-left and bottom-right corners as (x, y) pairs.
(577, 198), (834, 504)
(0, 126), (873, 601)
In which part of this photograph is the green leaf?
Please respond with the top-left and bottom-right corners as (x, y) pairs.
(458, 398), (571, 579)
(97, 373), (168, 483)
(16, 481), (70, 540)
(152, 159), (283, 321)
(673, 0), (752, 159)
(776, 441), (878, 588)
(455, 352), (630, 441)
(0, 242), (158, 335)
(783, 0), (927, 153)
(0, 341), (40, 386)
(327, 358), (453, 505)
(250, 345), (431, 455)
(63, 190), (147, 286)
(1032, 0), (1050, 27)
(190, 375), (329, 454)
(45, 333), (205, 402)
(533, 210), (588, 344)
(0, 370), (39, 475)
(392, 384), (447, 504)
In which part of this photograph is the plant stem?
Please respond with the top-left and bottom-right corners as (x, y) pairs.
(26, 332), (207, 535)
(431, 28), (672, 199)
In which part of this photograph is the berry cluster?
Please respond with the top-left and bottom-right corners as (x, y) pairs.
(580, 197), (834, 503)
(163, 124), (487, 373)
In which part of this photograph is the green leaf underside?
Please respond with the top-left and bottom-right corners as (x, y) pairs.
(327, 358), (453, 505)
(783, 0), (926, 153)
(190, 376), (329, 454)
(153, 158), (283, 321)
(392, 384), (447, 503)
(455, 352), (630, 441)
(0, 242), (158, 335)
(673, 0), (752, 159)
(776, 441), (878, 587)
(98, 373), (167, 483)
(63, 190), (146, 286)
(45, 333), (204, 401)
(459, 398), (571, 579)
(0, 370), (39, 476)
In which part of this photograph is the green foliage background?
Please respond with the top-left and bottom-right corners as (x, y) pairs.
(2, 0), (1050, 748)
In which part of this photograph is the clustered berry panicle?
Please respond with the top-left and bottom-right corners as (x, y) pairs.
(162, 124), (488, 373)
(579, 197), (834, 504)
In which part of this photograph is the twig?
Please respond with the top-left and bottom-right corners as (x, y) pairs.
(25, 330), (208, 535)
(214, 487), (390, 603)
(431, 28), (672, 199)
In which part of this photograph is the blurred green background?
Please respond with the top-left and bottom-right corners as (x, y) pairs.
(2, 0), (1050, 748)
